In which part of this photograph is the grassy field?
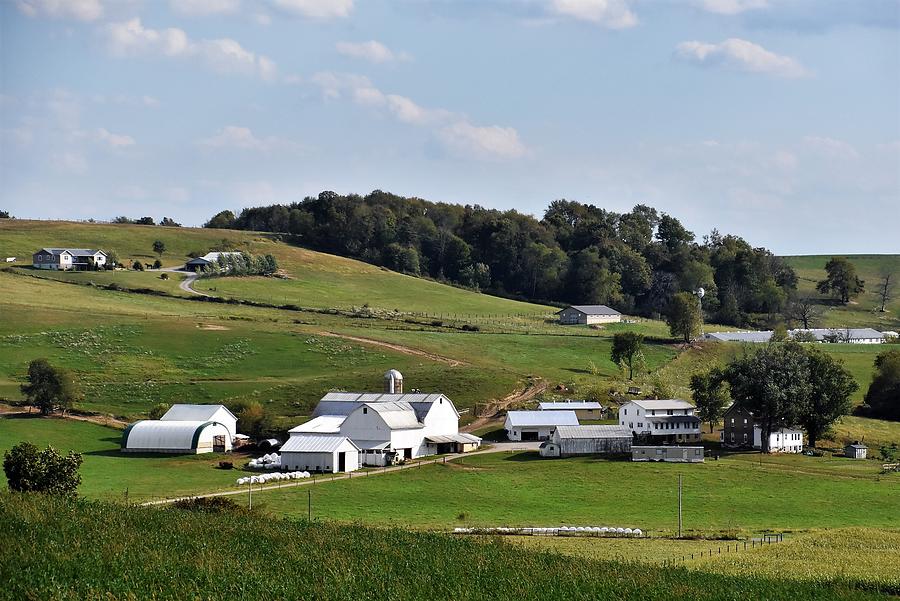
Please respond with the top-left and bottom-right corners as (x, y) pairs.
(2, 494), (884, 601)
(515, 528), (900, 590)
(232, 450), (900, 533)
(0, 417), (242, 502)
(783, 254), (900, 330)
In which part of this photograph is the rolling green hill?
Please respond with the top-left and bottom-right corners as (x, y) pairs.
(783, 254), (900, 330)
(1, 493), (884, 601)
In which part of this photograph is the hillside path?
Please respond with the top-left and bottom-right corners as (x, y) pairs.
(461, 378), (548, 433)
(316, 331), (466, 366)
(139, 441), (539, 507)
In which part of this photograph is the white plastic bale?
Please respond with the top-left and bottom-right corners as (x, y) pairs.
(633, 529), (643, 536)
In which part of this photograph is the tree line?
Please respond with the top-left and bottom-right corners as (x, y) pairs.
(204, 191), (797, 325)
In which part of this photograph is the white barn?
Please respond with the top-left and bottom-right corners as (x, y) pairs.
(280, 435), (360, 473)
(287, 372), (481, 469)
(618, 399), (701, 444)
(121, 404), (238, 454)
(557, 305), (622, 325)
(504, 410), (579, 441)
(753, 425), (803, 453)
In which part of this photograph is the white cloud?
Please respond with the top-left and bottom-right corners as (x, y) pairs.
(270, 0), (353, 19)
(171, 0), (241, 16)
(17, 0), (103, 22)
(310, 72), (373, 99)
(439, 121), (528, 160)
(675, 38), (809, 78)
(103, 19), (276, 81)
(199, 125), (298, 152)
(549, 0), (638, 29)
(803, 136), (859, 159)
(696, 0), (768, 15)
(52, 151), (88, 174)
(95, 128), (135, 148)
(336, 40), (410, 64)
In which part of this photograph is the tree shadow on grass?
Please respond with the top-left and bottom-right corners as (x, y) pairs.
(500, 451), (543, 462)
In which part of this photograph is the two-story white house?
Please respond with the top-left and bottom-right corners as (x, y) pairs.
(32, 248), (107, 271)
(618, 399), (701, 444)
(753, 425), (803, 453)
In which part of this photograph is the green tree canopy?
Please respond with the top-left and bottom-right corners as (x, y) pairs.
(152, 240), (166, 257)
(610, 332), (645, 380)
(801, 348), (857, 447)
(690, 368), (731, 433)
(666, 291), (701, 343)
(233, 401), (272, 440)
(816, 257), (864, 304)
(20, 359), (80, 416)
(3, 442), (82, 496)
(724, 343), (812, 453)
(864, 349), (900, 421)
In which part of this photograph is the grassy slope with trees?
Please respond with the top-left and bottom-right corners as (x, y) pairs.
(2, 493), (886, 601)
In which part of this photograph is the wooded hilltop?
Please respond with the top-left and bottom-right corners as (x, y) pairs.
(205, 191), (797, 325)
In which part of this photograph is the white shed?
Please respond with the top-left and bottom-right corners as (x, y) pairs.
(160, 404), (237, 439)
(557, 305), (622, 325)
(121, 420), (232, 454)
(280, 435), (360, 473)
(504, 410), (579, 441)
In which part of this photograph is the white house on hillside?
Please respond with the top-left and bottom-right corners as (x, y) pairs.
(618, 399), (701, 444)
(121, 404), (238, 454)
(753, 425), (803, 453)
(286, 371), (481, 469)
(32, 248), (107, 271)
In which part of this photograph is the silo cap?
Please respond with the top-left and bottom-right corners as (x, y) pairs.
(384, 369), (403, 379)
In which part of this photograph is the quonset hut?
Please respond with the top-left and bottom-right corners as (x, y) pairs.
(121, 404), (237, 454)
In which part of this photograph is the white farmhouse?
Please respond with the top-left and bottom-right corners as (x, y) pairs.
(286, 371), (481, 470)
(557, 305), (622, 325)
(121, 404), (238, 454)
(32, 248), (107, 271)
(504, 410), (579, 441)
(618, 399), (701, 444)
(280, 435), (360, 473)
(753, 425), (803, 453)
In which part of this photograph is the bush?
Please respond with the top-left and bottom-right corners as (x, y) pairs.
(218, 461), (234, 470)
(461, 324), (480, 332)
(148, 403), (170, 420)
(3, 442), (82, 496)
(152, 259), (163, 269)
(132, 261), (144, 271)
(171, 496), (244, 513)
(160, 273), (169, 280)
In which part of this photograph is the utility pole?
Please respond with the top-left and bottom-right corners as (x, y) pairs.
(677, 474), (683, 538)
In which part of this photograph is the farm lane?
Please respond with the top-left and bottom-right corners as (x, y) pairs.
(138, 442), (539, 508)
(316, 331), (467, 366)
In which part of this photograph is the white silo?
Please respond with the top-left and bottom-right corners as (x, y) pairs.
(383, 369), (404, 394)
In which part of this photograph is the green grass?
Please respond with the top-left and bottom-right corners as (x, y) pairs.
(233, 451), (900, 533)
(2, 494), (885, 601)
(515, 528), (900, 590)
(783, 254), (900, 329)
(0, 417), (242, 502)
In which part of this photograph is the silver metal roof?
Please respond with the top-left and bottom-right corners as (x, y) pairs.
(161, 404), (236, 422)
(705, 328), (886, 343)
(505, 410), (579, 427)
(312, 392), (457, 421)
(425, 433), (482, 444)
(557, 305), (621, 316)
(37, 248), (106, 257)
(363, 401), (424, 429)
(353, 439), (391, 450)
(627, 399), (694, 411)
(539, 401), (603, 411)
(554, 425), (631, 439)
(280, 435), (359, 453)
(288, 415), (345, 434)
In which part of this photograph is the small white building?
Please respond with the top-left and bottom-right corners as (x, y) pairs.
(121, 404), (238, 454)
(280, 435), (360, 473)
(753, 425), (803, 453)
(618, 399), (701, 444)
(705, 328), (885, 344)
(557, 305), (622, 325)
(504, 410), (579, 441)
(32, 248), (107, 271)
(844, 442), (868, 459)
(538, 400), (603, 420)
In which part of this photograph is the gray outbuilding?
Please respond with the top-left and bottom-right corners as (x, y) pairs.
(557, 305), (622, 325)
(631, 445), (705, 463)
(844, 442), (868, 459)
(540, 425), (632, 458)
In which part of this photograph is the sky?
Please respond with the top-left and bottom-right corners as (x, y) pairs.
(1, 0), (898, 255)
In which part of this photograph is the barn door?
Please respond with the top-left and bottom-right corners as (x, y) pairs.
(338, 452), (346, 472)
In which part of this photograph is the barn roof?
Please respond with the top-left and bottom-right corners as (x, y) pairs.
(280, 435), (358, 453)
(37, 248), (106, 257)
(627, 399), (695, 411)
(705, 328), (886, 343)
(555, 425), (631, 439)
(505, 410), (579, 427)
(424, 433), (482, 444)
(557, 305), (621, 316)
(121, 420), (227, 450)
(161, 404), (236, 422)
(312, 392), (456, 420)
(361, 401), (424, 429)
(288, 415), (345, 434)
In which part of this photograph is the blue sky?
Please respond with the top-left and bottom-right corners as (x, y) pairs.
(1, 0), (898, 254)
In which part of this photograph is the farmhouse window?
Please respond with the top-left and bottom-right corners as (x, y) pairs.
(667, 410), (673, 415)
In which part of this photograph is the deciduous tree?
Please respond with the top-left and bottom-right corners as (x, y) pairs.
(864, 349), (900, 421)
(802, 348), (857, 447)
(874, 271), (895, 313)
(152, 240), (166, 258)
(816, 257), (864, 304)
(666, 291), (701, 343)
(3, 442), (83, 496)
(610, 332), (645, 380)
(690, 369), (730, 433)
(20, 359), (80, 416)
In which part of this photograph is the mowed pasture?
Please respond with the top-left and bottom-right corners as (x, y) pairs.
(784, 254), (900, 330)
(232, 451), (900, 533)
(2, 495), (883, 601)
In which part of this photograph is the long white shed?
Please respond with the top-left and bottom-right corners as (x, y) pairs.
(121, 420), (232, 454)
(504, 410), (579, 441)
(280, 435), (361, 473)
